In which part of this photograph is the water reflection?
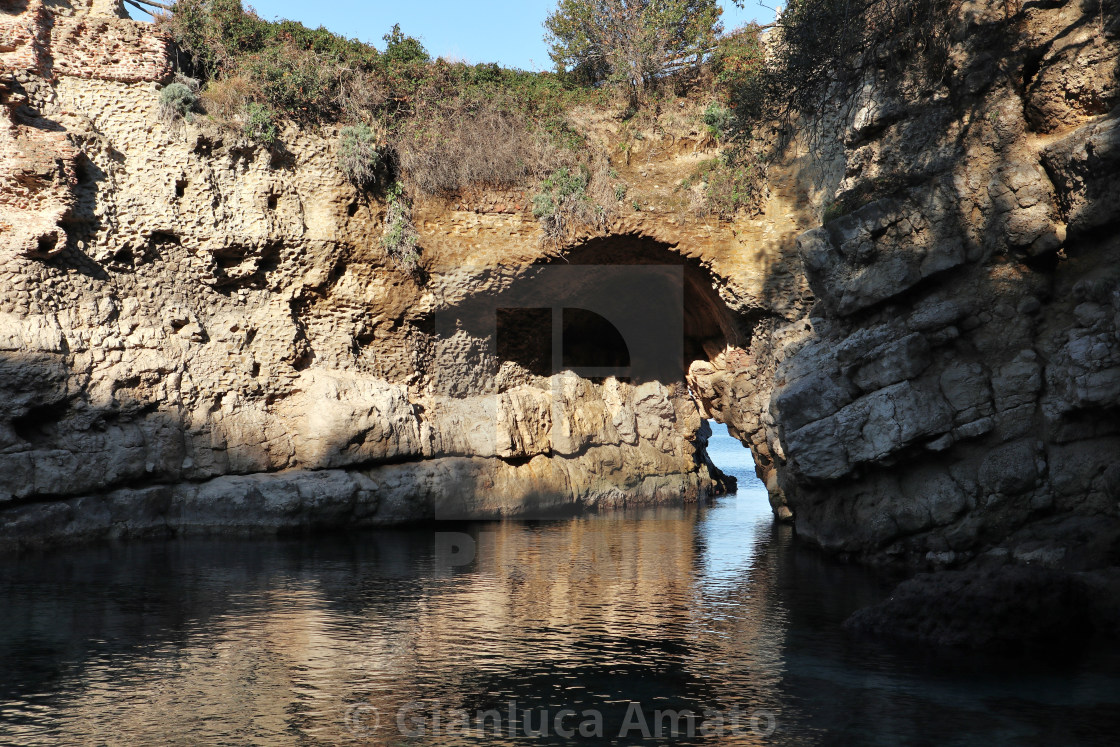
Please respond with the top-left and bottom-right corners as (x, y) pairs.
(1, 424), (1118, 744)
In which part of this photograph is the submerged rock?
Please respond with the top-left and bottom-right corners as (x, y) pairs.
(845, 566), (1120, 651)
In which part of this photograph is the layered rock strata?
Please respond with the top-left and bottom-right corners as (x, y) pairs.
(694, 0), (1120, 579)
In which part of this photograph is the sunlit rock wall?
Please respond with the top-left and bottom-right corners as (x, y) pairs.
(2, 0), (800, 548)
(3, 0), (1116, 577)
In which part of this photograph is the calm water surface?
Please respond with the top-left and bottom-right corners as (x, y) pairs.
(2, 424), (1119, 745)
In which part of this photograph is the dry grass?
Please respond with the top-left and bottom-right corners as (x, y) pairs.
(394, 102), (562, 197)
(199, 75), (257, 123)
(337, 69), (388, 119)
(532, 152), (624, 244)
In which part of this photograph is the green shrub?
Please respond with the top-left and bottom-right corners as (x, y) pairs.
(381, 23), (430, 67)
(684, 150), (766, 219)
(240, 45), (334, 120)
(712, 24), (766, 120)
(822, 200), (849, 223)
(158, 82), (197, 120)
(381, 182), (420, 274)
(702, 101), (733, 140)
(532, 166), (587, 218)
(165, 0), (270, 78)
(167, 0), (378, 76)
(531, 165), (616, 241)
(338, 124), (382, 188)
(269, 19), (380, 68)
(242, 101), (278, 146)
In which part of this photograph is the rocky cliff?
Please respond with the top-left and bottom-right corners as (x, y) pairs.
(0, 0), (793, 549)
(714, 0), (1120, 578)
(1, 0), (1118, 620)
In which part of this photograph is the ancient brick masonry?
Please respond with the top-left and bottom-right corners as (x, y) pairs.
(50, 14), (172, 83)
(0, 0), (52, 76)
(0, 0), (170, 259)
(452, 188), (530, 215)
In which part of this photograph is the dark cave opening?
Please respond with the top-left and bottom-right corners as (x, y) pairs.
(561, 235), (747, 368)
(495, 307), (633, 378)
(496, 307), (552, 377)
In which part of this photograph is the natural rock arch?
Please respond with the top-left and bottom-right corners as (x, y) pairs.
(423, 230), (784, 515)
(449, 233), (758, 381)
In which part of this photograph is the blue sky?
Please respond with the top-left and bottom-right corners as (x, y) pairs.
(135, 1), (776, 71)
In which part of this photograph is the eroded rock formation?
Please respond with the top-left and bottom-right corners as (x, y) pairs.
(749, 0), (1120, 574)
(1, 0), (794, 548)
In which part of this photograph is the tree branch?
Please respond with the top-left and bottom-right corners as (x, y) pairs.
(126, 0), (175, 13)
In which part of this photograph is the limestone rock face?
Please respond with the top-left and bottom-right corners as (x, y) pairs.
(1, 0), (764, 548)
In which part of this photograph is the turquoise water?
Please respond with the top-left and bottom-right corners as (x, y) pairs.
(1, 423), (1118, 744)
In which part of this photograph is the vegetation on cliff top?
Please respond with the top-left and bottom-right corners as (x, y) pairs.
(162, 0), (912, 233)
(163, 1), (602, 194)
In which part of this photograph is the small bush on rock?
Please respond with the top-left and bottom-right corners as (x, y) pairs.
(242, 101), (279, 146)
(532, 166), (585, 217)
(702, 158), (761, 217)
(681, 149), (766, 219)
(159, 82), (198, 121)
(393, 99), (553, 197)
(381, 182), (421, 274)
(338, 124), (382, 188)
(702, 101), (734, 140)
(532, 165), (611, 241)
